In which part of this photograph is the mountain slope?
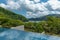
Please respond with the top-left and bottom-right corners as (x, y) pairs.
(29, 14), (60, 21)
(0, 7), (28, 22)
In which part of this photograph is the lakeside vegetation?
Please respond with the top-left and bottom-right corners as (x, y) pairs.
(0, 17), (24, 28)
(24, 16), (60, 35)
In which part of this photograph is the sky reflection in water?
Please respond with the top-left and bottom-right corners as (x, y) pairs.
(0, 28), (60, 40)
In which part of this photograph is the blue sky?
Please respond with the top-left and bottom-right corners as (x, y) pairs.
(0, 0), (5, 3)
(0, 0), (60, 18)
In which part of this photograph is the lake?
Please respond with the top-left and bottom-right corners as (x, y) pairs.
(0, 28), (60, 40)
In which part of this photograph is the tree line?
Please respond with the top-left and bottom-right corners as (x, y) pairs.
(24, 16), (60, 35)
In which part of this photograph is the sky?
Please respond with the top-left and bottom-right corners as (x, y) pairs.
(0, 0), (60, 18)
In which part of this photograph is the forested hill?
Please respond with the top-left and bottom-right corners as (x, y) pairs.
(29, 14), (60, 21)
(0, 7), (28, 22)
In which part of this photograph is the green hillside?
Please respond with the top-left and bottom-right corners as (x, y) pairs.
(0, 7), (28, 22)
(0, 7), (28, 28)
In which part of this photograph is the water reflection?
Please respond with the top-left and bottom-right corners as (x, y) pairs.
(0, 28), (60, 40)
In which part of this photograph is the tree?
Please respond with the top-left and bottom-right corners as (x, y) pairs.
(24, 22), (34, 29)
(2, 19), (24, 28)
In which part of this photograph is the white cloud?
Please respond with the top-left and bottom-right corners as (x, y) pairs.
(48, 0), (60, 10)
(26, 12), (34, 18)
(0, 0), (60, 18)
(26, 11), (50, 18)
(7, 0), (20, 9)
(0, 0), (20, 9)
(18, 0), (49, 18)
(44, 0), (60, 10)
(55, 11), (60, 14)
(34, 0), (40, 3)
(0, 3), (7, 8)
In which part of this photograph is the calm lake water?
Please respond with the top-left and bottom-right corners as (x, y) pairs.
(0, 28), (60, 40)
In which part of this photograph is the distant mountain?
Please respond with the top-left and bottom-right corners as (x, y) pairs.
(0, 7), (28, 22)
(29, 14), (60, 21)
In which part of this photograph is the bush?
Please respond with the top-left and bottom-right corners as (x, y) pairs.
(2, 19), (24, 28)
(0, 17), (24, 28)
(24, 22), (34, 29)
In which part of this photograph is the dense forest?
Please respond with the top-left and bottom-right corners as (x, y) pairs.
(0, 7), (28, 28)
(24, 16), (60, 35)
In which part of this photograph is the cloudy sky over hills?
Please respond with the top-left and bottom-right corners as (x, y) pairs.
(0, 0), (60, 18)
